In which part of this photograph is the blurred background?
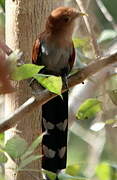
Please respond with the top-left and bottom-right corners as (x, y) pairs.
(66, 0), (117, 180)
(0, 0), (117, 180)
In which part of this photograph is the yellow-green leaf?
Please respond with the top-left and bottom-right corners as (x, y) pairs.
(0, 152), (8, 163)
(19, 155), (42, 169)
(96, 162), (111, 180)
(4, 135), (28, 159)
(11, 64), (44, 80)
(21, 133), (44, 160)
(58, 172), (87, 180)
(72, 38), (88, 48)
(66, 164), (80, 176)
(98, 30), (117, 43)
(76, 98), (102, 120)
(33, 74), (62, 95)
(42, 169), (56, 180)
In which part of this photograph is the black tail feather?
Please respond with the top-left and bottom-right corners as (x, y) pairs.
(42, 91), (68, 175)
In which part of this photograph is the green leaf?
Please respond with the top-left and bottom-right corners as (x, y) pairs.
(105, 119), (117, 125)
(96, 162), (111, 180)
(107, 74), (117, 90)
(98, 29), (117, 43)
(0, 174), (5, 180)
(0, 0), (5, 11)
(33, 74), (62, 95)
(18, 155), (42, 169)
(110, 164), (117, 180)
(108, 89), (117, 105)
(73, 38), (88, 49)
(90, 122), (105, 131)
(4, 135), (28, 159)
(107, 75), (117, 105)
(0, 133), (4, 145)
(0, 152), (8, 163)
(0, 12), (5, 28)
(42, 169), (57, 180)
(76, 49), (90, 65)
(58, 172), (87, 180)
(21, 133), (44, 160)
(107, 74), (117, 93)
(76, 98), (102, 120)
(90, 119), (117, 130)
(11, 64), (44, 81)
(66, 164), (80, 176)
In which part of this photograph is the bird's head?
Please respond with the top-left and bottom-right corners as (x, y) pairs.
(46, 7), (86, 37)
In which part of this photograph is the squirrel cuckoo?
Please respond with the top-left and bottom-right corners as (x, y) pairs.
(32, 7), (85, 179)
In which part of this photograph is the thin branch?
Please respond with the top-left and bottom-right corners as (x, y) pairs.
(76, 0), (101, 58)
(0, 52), (117, 133)
(96, 0), (117, 31)
(0, 40), (13, 56)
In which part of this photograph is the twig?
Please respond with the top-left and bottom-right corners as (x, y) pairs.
(0, 51), (116, 133)
(76, 0), (101, 58)
(0, 40), (13, 56)
(96, 0), (117, 31)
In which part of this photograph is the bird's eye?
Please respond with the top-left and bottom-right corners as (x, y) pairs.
(64, 16), (70, 22)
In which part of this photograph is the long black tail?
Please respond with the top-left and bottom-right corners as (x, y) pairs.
(42, 91), (68, 178)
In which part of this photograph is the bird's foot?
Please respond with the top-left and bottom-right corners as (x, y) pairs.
(62, 76), (69, 90)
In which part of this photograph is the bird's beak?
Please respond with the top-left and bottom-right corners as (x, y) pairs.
(73, 11), (88, 19)
(78, 12), (88, 16)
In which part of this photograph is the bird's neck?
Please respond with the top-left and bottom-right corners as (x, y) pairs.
(45, 21), (75, 47)
(45, 30), (73, 48)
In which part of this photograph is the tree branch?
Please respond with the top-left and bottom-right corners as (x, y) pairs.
(96, 0), (117, 31)
(76, 0), (101, 58)
(0, 52), (117, 133)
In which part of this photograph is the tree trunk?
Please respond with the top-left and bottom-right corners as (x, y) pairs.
(5, 0), (63, 180)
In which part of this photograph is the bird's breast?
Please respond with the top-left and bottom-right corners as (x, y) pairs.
(40, 41), (72, 74)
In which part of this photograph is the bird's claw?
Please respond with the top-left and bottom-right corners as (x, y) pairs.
(62, 76), (69, 89)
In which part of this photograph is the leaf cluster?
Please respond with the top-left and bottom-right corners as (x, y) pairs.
(0, 133), (43, 173)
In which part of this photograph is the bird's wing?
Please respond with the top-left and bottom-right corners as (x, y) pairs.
(32, 38), (41, 64)
(32, 32), (45, 64)
(68, 42), (75, 70)
(32, 36), (75, 71)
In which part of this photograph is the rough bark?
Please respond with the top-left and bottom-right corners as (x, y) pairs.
(5, 0), (63, 180)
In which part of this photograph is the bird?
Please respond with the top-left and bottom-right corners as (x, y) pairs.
(32, 6), (85, 180)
